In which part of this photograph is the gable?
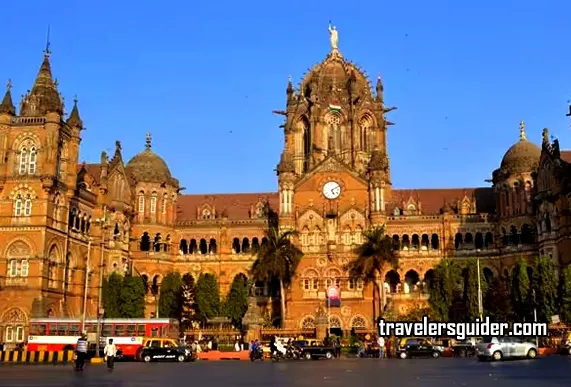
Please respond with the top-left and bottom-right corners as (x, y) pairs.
(295, 156), (368, 193)
(108, 169), (132, 204)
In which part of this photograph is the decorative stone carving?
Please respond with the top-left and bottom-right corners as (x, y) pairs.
(7, 241), (31, 258)
(317, 258), (327, 267)
(320, 157), (343, 172)
(2, 307), (27, 323)
(341, 306), (351, 317)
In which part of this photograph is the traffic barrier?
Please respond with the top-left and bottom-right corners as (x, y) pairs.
(197, 350), (250, 361)
(0, 350), (75, 364)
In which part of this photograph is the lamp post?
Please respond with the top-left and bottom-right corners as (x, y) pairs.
(477, 257), (483, 320)
(94, 209), (108, 358)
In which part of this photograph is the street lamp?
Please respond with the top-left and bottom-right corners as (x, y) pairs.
(81, 236), (93, 334)
(93, 208), (109, 358)
(477, 257), (483, 321)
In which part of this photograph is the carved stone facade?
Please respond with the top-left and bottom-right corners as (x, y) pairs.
(1, 39), (570, 340)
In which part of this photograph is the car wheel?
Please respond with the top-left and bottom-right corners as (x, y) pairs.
(304, 352), (312, 360)
(135, 347), (144, 362)
(177, 355), (186, 362)
(325, 351), (333, 359)
(458, 349), (467, 358)
(399, 352), (407, 359)
(432, 351), (440, 359)
(492, 351), (502, 361)
(567, 348), (571, 356)
(527, 349), (537, 359)
(143, 355), (152, 363)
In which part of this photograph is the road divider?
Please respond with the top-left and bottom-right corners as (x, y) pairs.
(197, 350), (250, 361)
(0, 350), (75, 364)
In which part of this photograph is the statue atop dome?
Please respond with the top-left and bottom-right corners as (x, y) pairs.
(328, 21), (338, 51)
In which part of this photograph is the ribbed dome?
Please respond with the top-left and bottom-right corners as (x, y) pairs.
(126, 134), (173, 184)
(500, 139), (540, 174)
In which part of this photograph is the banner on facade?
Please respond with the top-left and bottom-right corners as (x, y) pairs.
(327, 286), (341, 307)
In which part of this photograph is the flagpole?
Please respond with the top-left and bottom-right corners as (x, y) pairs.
(327, 290), (331, 335)
(477, 257), (483, 320)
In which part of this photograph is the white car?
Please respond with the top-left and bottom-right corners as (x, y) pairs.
(476, 336), (537, 361)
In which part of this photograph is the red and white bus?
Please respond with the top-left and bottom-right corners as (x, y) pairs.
(27, 318), (179, 357)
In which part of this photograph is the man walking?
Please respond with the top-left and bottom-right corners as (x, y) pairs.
(104, 338), (117, 370)
(377, 336), (385, 359)
(75, 333), (88, 371)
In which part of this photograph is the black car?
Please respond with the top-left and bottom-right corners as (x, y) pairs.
(141, 345), (191, 363)
(397, 338), (443, 359)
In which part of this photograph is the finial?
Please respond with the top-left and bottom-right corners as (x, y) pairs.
(6, 79), (12, 92)
(288, 75), (292, 83)
(73, 94), (78, 104)
(519, 120), (526, 140)
(44, 26), (51, 56)
(377, 74), (381, 81)
(145, 133), (152, 149)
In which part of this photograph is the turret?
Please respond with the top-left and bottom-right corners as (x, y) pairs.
(0, 80), (16, 118)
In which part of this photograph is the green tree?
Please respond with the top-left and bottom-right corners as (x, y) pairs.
(159, 271), (184, 320)
(251, 205), (303, 327)
(195, 273), (221, 322)
(346, 226), (398, 319)
(532, 256), (557, 323)
(223, 274), (249, 328)
(181, 274), (197, 330)
(484, 276), (513, 321)
(511, 258), (532, 321)
(104, 272), (123, 318)
(429, 259), (460, 320)
(558, 265), (571, 323)
(462, 259), (488, 321)
(399, 305), (432, 322)
(120, 274), (146, 318)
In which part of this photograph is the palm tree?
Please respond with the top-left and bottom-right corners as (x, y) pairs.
(346, 226), (398, 320)
(251, 206), (303, 328)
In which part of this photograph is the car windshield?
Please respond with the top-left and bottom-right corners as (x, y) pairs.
(482, 336), (497, 343)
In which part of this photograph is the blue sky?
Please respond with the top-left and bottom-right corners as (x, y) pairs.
(1, 0), (571, 194)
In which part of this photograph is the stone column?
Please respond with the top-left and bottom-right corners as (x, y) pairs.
(315, 306), (328, 340)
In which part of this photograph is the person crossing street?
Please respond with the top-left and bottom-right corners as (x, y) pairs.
(104, 338), (117, 370)
(75, 333), (88, 371)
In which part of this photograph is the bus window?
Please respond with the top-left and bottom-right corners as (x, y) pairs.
(137, 324), (145, 336)
(31, 324), (47, 335)
(151, 328), (159, 337)
(69, 324), (80, 336)
(114, 325), (125, 336)
(127, 325), (136, 336)
(49, 324), (57, 336)
(57, 324), (68, 336)
(103, 325), (112, 336)
(85, 324), (96, 333)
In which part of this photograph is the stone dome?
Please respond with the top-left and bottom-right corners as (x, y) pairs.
(499, 124), (540, 174)
(126, 134), (174, 185)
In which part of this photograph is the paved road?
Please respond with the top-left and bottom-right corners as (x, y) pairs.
(0, 357), (570, 387)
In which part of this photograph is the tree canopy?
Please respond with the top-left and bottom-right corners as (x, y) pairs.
(119, 274), (146, 318)
(195, 273), (221, 322)
(159, 272), (184, 320)
(531, 256), (557, 323)
(103, 272), (123, 318)
(223, 274), (249, 328)
(558, 265), (571, 323)
(511, 258), (532, 321)
(428, 259), (459, 321)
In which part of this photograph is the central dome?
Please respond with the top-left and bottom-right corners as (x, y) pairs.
(299, 51), (373, 98)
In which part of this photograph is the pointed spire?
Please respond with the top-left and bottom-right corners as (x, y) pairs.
(66, 95), (83, 128)
(145, 133), (152, 150)
(20, 45), (63, 116)
(0, 79), (15, 116)
(286, 75), (293, 94)
(519, 120), (527, 141)
(376, 74), (384, 101)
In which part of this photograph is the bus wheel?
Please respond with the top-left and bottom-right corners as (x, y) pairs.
(135, 347), (144, 361)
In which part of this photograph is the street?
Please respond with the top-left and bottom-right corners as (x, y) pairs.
(0, 357), (570, 387)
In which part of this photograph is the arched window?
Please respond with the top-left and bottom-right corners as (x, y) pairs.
(19, 147), (29, 175)
(150, 194), (157, 214)
(138, 193), (145, 213)
(29, 147), (37, 174)
(202, 208), (212, 220)
(161, 194), (167, 215)
(24, 196), (32, 216)
(14, 194), (32, 217)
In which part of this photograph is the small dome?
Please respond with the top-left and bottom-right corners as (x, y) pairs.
(126, 134), (173, 185)
(499, 122), (541, 175)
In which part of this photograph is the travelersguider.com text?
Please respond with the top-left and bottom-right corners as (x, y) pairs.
(378, 316), (548, 340)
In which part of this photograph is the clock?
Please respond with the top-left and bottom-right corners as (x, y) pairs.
(323, 181), (341, 200)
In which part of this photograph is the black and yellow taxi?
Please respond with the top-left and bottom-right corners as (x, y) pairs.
(397, 337), (443, 359)
(140, 339), (191, 363)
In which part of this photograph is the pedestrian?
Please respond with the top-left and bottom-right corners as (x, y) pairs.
(103, 338), (117, 370)
(377, 336), (385, 359)
(75, 333), (88, 371)
(335, 337), (341, 358)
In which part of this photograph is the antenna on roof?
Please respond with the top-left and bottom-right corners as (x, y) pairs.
(44, 25), (51, 56)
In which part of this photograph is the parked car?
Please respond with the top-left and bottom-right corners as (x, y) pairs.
(397, 337), (443, 359)
(476, 336), (537, 361)
(452, 338), (481, 358)
(294, 340), (335, 360)
(140, 344), (191, 363)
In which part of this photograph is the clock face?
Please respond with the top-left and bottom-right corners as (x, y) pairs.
(323, 181), (341, 200)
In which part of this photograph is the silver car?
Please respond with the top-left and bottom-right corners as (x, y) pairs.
(476, 336), (537, 361)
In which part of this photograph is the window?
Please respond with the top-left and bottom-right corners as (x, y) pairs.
(24, 197), (32, 216)
(303, 278), (318, 290)
(349, 278), (364, 290)
(161, 195), (167, 214)
(150, 195), (157, 214)
(29, 147), (37, 174)
(14, 194), (32, 217)
(16, 327), (24, 342)
(202, 208), (211, 220)
(9, 260), (17, 277)
(19, 148), (28, 175)
(14, 197), (22, 216)
(5, 326), (13, 342)
(138, 194), (145, 213)
(325, 278), (341, 288)
(20, 260), (29, 277)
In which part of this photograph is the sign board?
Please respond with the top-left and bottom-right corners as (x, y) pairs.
(327, 286), (341, 307)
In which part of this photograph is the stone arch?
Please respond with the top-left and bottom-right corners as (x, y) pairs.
(1, 307), (28, 325)
(47, 244), (62, 263)
(5, 239), (32, 258)
(300, 315), (315, 329)
(350, 314), (368, 328)
(1, 307), (28, 345)
(229, 270), (249, 282)
(302, 267), (319, 277)
(329, 314), (342, 329)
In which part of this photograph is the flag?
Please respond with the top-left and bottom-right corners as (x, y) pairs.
(329, 104), (342, 112)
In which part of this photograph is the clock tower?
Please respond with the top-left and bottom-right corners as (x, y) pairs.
(275, 26), (396, 330)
